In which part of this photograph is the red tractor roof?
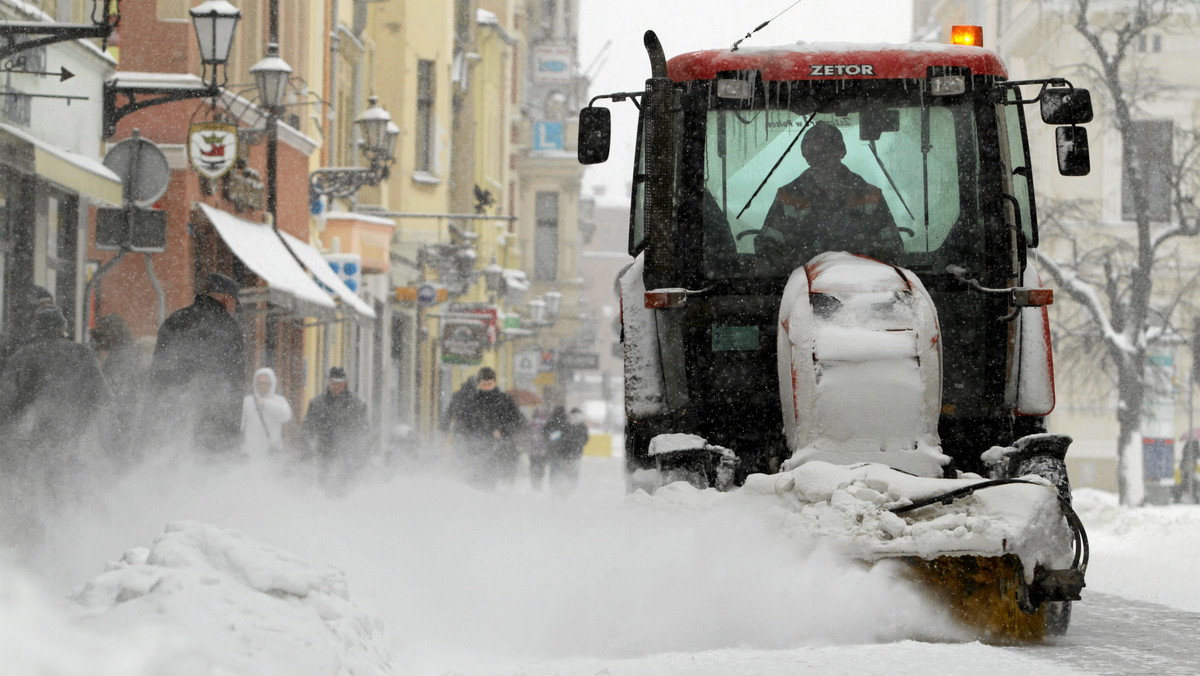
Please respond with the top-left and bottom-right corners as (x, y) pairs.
(666, 43), (1008, 82)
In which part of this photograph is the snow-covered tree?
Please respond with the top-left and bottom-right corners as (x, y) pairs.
(1031, 0), (1200, 505)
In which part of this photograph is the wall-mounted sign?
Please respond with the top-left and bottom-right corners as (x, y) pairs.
(440, 318), (487, 365)
(534, 45), (572, 82)
(533, 121), (563, 151)
(188, 122), (240, 180)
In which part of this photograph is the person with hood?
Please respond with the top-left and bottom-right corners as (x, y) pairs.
(454, 366), (525, 489)
(241, 367), (292, 459)
(0, 305), (110, 545)
(146, 272), (246, 454)
(301, 366), (368, 491)
(543, 405), (589, 493)
(0, 285), (54, 373)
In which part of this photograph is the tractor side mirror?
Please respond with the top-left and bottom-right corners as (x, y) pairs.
(1055, 126), (1090, 176)
(578, 106), (612, 165)
(1041, 88), (1093, 125)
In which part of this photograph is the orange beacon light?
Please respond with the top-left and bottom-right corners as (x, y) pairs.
(951, 25), (984, 48)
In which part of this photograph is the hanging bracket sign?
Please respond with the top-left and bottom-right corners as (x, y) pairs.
(187, 121), (240, 180)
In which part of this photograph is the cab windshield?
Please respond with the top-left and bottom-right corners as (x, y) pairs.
(700, 86), (982, 279)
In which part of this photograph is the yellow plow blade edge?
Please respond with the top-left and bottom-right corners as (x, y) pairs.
(900, 553), (1047, 643)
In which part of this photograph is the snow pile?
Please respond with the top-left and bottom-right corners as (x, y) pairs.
(69, 520), (398, 676)
(1073, 488), (1200, 613)
(0, 558), (136, 675)
(736, 461), (1075, 576)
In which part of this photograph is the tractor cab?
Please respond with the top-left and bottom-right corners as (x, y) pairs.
(580, 29), (1093, 489)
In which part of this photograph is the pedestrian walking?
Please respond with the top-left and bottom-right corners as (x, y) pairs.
(452, 366), (525, 489)
(145, 272), (246, 455)
(241, 367), (292, 460)
(527, 405), (550, 490)
(301, 366), (368, 493)
(0, 305), (111, 546)
(543, 405), (589, 494)
(0, 286), (54, 373)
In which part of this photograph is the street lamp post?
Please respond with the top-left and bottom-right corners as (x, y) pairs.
(249, 42), (292, 227)
(101, 0), (241, 138)
(309, 96), (400, 202)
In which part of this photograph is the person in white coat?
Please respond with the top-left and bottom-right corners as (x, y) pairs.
(241, 367), (292, 458)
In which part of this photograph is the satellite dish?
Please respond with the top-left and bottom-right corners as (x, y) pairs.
(103, 132), (170, 208)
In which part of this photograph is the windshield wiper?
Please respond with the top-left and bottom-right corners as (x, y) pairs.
(868, 140), (914, 220)
(736, 113), (818, 219)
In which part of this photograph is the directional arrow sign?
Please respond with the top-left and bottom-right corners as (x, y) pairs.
(3, 65), (74, 81)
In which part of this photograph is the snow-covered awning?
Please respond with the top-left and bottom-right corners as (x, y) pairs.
(0, 123), (122, 206)
(279, 231), (377, 320)
(197, 203), (336, 316)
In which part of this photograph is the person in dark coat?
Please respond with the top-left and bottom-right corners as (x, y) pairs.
(755, 121), (903, 271)
(439, 375), (477, 434)
(301, 366), (368, 493)
(0, 285), (54, 373)
(91, 314), (145, 466)
(145, 272), (246, 454)
(0, 305), (111, 546)
(543, 405), (589, 493)
(453, 366), (525, 489)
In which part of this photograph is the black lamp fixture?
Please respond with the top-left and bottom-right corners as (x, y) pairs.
(102, 0), (242, 138)
(309, 96), (399, 201)
(249, 42), (293, 111)
(543, 290), (563, 319)
(483, 257), (505, 296)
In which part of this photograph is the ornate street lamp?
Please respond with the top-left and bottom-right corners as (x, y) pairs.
(483, 258), (505, 296)
(250, 43), (293, 111)
(309, 96), (400, 201)
(544, 290), (563, 319)
(528, 297), (547, 325)
(192, 1), (242, 68)
(102, 1), (242, 138)
(250, 43), (293, 228)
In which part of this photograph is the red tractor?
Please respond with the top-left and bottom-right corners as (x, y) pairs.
(579, 27), (1092, 639)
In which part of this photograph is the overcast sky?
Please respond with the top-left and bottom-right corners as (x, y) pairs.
(577, 0), (916, 205)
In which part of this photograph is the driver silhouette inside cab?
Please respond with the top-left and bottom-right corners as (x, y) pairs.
(754, 120), (902, 270)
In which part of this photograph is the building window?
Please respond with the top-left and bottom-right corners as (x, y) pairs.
(1137, 34), (1163, 53)
(415, 60), (435, 173)
(1122, 119), (1173, 222)
(534, 191), (559, 281)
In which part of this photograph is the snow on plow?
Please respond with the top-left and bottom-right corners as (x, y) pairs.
(742, 460), (1087, 642)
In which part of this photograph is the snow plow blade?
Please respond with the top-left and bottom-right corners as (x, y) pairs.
(901, 554), (1076, 643)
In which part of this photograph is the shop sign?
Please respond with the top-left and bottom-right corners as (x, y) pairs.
(440, 318), (487, 365)
(188, 122), (240, 180)
(534, 45), (572, 82)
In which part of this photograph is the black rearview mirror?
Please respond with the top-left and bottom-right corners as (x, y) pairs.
(1056, 126), (1090, 176)
(860, 107), (900, 141)
(1041, 88), (1093, 125)
(578, 106), (612, 165)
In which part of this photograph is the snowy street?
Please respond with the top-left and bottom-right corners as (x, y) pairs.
(2, 450), (1197, 675)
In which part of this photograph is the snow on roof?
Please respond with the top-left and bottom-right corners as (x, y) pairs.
(477, 8), (499, 25)
(0, 123), (121, 202)
(198, 203), (336, 313)
(279, 231), (377, 320)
